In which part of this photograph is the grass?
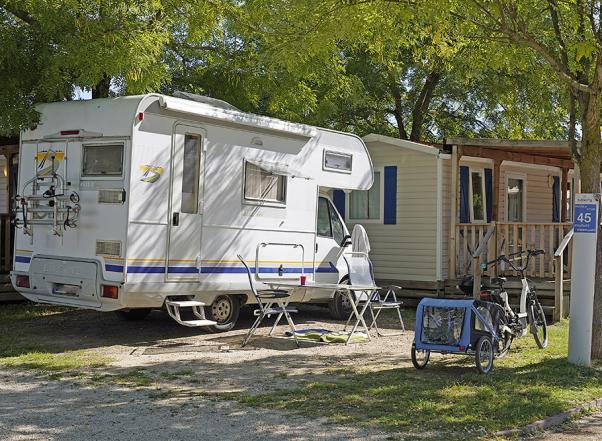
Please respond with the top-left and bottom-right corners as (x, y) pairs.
(0, 302), (111, 376)
(236, 320), (602, 440)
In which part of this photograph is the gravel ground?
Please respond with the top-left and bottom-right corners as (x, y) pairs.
(0, 305), (411, 440)
(0, 372), (392, 441)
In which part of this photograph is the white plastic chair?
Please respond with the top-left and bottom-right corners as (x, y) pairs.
(343, 252), (405, 337)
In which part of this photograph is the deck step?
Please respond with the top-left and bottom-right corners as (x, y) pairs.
(166, 300), (206, 308)
(165, 299), (216, 327)
(175, 319), (217, 328)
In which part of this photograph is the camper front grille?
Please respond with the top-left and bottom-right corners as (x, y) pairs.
(98, 189), (123, 204)
(96, 240), (122, 257)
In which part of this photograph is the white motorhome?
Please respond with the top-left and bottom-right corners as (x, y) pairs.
(10, 93), (373, 331)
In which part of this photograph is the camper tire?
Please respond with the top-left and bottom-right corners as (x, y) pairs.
(205, 295), (240, 333)
(115, 308), (152, 321)
(328, 277), (353, 321)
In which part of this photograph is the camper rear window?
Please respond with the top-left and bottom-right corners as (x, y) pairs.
(82, 144), (123, 177)
(244, 162), (286, 204)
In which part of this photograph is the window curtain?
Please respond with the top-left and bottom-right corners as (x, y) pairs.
(333, 190), (345, 220)
(485, 168), (493, 223)
(552, 176), (560, 222)
(459, 166), (470, 223)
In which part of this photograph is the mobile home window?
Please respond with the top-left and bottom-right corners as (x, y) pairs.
(470, 170), (486, 222)
(323, 150), (352, 172)
(181, 134), (201, 214)
(244, 162), (286, 203)
(507, 177), (525, 222)
(82, 144), (123, 177)
(349, 171), (381, 220)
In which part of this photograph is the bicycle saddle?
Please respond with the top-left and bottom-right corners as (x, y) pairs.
(491, 277), (507, 285)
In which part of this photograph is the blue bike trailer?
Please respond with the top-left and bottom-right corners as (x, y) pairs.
(414, 298), (502, 354)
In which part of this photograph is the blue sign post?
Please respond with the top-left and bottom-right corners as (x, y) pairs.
(574, 204), (598, 233)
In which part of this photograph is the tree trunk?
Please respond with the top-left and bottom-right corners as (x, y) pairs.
(409, 70), (441, 142)
(576, 89), (602, 359)
(92, 76), (111, 99)
(390, 82), (408, 139)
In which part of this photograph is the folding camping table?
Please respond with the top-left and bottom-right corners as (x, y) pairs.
(264, 281), (380, 345)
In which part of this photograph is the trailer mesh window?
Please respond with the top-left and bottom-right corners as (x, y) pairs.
(244, 162), (286, 203)
(421, 306), (465, 346)
(82, 144), (123, 177)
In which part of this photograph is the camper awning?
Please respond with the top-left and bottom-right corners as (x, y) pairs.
(247, 159), (312, 180)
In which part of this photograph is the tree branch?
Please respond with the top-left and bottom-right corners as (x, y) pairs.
(0, 1), (37, 25)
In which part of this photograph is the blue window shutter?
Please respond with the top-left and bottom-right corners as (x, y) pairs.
(383, 166), (397, 224)
(485, 168), (493, 223)
(459, 166), (470, 223)
(552, 176), (560, 222)
(332, 190), (345, 220)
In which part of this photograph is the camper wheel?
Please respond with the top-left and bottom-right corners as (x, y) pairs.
(115, 308), (152, 321)
(205, 295), (240, 333)
(328, 277), (353, 320)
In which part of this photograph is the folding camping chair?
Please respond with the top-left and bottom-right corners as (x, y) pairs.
(343, 252), (405, 337)
(237, 255), (299, 347)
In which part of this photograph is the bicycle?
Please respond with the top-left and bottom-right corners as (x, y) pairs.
(479, 249), (549, 351)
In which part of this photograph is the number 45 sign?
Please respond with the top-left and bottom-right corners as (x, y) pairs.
(574, 194), (599, 234)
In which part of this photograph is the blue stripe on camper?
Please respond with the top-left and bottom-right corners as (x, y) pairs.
(106, 264), (124, 273)
(553, 175), (560, 222)
(332, 190), (346, 220)
(127, 266), (167, 274)
(383, 166), (397, 224)
(167, 266), (199, 274)
(459, 166), (470, 223)
(485, 168), (493, 223)
(15, 256), (31, 263)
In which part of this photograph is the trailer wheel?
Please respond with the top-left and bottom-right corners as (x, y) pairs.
(114, 308), (152, 321)
(328, 277), (353, 320)
(475, 336), (494, 374)
(205, 295), (240, 333)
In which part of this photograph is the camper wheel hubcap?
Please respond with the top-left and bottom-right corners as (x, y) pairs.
(211, 296), (232, 323)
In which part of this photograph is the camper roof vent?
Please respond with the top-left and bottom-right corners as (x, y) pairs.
(96, 240), (122, 257)
(172, 91), (240, 111)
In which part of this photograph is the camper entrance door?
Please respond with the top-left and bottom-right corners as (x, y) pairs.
(166, 124), (204, 280)
(314, 195), (344, 284)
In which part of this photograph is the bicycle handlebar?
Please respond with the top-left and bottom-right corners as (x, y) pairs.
(481, 249), (545, 273)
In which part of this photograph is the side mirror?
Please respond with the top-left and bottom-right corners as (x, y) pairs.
(340, 234), (352, 247)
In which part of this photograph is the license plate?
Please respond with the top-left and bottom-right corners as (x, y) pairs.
(52, 284), (80, 297)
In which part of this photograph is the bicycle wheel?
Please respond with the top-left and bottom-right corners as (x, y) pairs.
(530, 301), (548, 349)
(411, 344), (430, 369)
(475, 336), (494, 374)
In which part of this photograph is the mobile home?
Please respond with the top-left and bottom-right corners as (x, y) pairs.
(342, 134), (578, 317)
(11, 94), (373, 330)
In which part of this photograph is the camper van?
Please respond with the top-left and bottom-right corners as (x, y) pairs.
(10, 93), (373, 331)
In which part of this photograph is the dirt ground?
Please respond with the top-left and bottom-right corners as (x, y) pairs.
(0, 305), (411, 440)
(1, 304), (600, 441)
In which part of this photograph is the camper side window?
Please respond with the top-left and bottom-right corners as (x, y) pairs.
(244, 162), (286, 204)
(82, 144), (123, 177)
(181, 134), (201, 214)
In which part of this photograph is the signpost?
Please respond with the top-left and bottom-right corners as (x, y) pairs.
(568, 193), (599, 366)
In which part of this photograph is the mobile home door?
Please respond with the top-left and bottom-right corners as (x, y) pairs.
(166, 124), (204, 281)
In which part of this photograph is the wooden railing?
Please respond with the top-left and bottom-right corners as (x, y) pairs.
(455, 222), (573, 279)
(0, 214), (13, 273)
(553, 228), (574, 322)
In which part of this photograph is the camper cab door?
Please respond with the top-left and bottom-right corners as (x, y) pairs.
(314, 195), (346, 284)
(166, 124), (204, 281)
